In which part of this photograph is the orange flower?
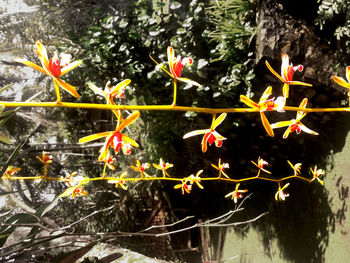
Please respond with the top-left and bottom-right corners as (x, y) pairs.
(71, 186), (88, 198)
(79, 111), (139, 161)
(87, 80), (130, 105)
(36, 151), (53, 165)
(211, 158), (230, 178)
(183, 113), (227, 152)
(151, 46), (201, 87)
(251, 157), (271, 176)
(225, 183), (248, 203)
(174, 178), (192, 195)
(275, 182), (290, 201)
(130, 160), (151, 178)
(2, 166), (21, 178)
(310, 166), (325, 185)
(287, 160), (302, 175)
(59, 172), (88, 198)
(15, 40), (82, 102)
(108, 172), (128, 190)
(266, 54), (312, 98)
(271, 98), (318, 139)
(153, 159), (173, 177)
(240, 86), (285, 137)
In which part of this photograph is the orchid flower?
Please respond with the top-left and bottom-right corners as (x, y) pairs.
(36, 151), (53, 176)
(266, 54), (312, 98)
(310, 166), (325, 185)
(332, 66), (350, 106)
(225, 183), (248, 203)
(104, 153), (116, 170)
(2, 166), (21, 178)
(130, 160), (151, 178)
(153, 158), (173, 177)
(240, 86), (285, 137)
(287, 160), (302, 175)
(275, 182), (290, 201)
(79, 111), (140, 162)
(183, 113), (227, 152)
(211, 158), (230, 178)
(71, 186), (88, 198)
(59, 172), (88, 198)
(270, 98), (318, 139)
(251, 157), (271, 176)
(87, 80), (130, 104)
(151, 46), (201, 87)
(188, 170), (204, 189)
(108, 172), (128, 190)
(174, 177), (192, 194)
(15, 40), (82, 103)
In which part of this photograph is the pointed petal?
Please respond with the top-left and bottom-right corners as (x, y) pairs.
(240, 95), (258, 109)
(287, 81), (312, 86)
(332, 76), (350, 89)
(271, 120), (294, 129)
(116, 111), (140, 132)
(282, 83), (290, 98)
(260, 112), (274, 137)
(299, 123), (319, 135)
(110, 79), (131, 97)
(122, 134), (139, 147)
(347, 66), (350, 83)
(212, 113), (227, 129)
(87, 82), (106, 98)
(183, 129), (210, 139)
(296, 98), (308, 120)
(79, 131), (112, 143)
(60, 60), (82, 75)
(55, 77), (80, 98)
(177, 77), (201, 87)
(167, 46), (175, 74)
(35, 40), (49, 69)
(15, 58), (48, 75)
(149, 55), (174, 78)
(260, 86), (272, 102)
(282, 126), (293, 139)
(265, 60), (286, 83)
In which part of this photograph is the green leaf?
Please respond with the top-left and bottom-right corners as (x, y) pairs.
(0, 83), (14, 94)
(0, 133), (12, 144)
(35, 195), (61, 218)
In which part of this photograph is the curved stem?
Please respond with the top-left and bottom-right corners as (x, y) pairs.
(172, 79), (177, 106)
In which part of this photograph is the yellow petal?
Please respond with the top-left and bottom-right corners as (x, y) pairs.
(15, 58), (48, 75)
(240, 95), (258, 109)
(178, 77), (201, 87)
(110, 79), (131, 97)
(122, 134), (139, 147)
(347, 66), (350, 83)
(282, 83), (290, 98)
(35, 40), (49, 69)
(332, 76), (350, 89)
(271, 120), (294, 129)
(87, 82), (106, 98)
(260, 112), (274, 137)
(212, 113), (227, 129)
(116, 111), (140, 132)
(167, 46), (175, 74)
(282, 126), (293, 139)
(265, 60), (286, 83)
(55, 77), (80, 98)
(183, 129), (210, 139)
(201, 132), (209, 152)
(60, 60), (82, 75)
(287, 81), (312, 86)
(79, 131), (112, 143)
(260, 86), (272, 102)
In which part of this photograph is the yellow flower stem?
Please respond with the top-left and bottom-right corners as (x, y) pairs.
(1, 101), (349, 114)
(172, 79), (177, 107)
(102, 163), (107, 178)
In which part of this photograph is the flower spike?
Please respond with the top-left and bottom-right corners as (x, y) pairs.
(183, 113), (227, 152)
(265, 54), (312, 98)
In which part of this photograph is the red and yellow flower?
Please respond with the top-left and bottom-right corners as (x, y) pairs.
(151, 46), (201, 87)
(15, 40), (82, 102)
(183, 113), (227, 152)
(240, 86), (285, 137)
(153, 159), (173, 177)
(251, 157), (271, 176)
(211, 158), (230, 178)
(265, 54), (312, 98)
(287, 160), (302, 175)
(130, 160), (151, 178)
(108, 172), (128, 190)
(225, 183), (248, 203)
(310, 165), (325, 185)
(332, 66), (350, 106)
(275, 182), (290, 201)
(87, 80), (130, 105)
(270, 98), (318, 139)
(79, 111), (139, 162)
